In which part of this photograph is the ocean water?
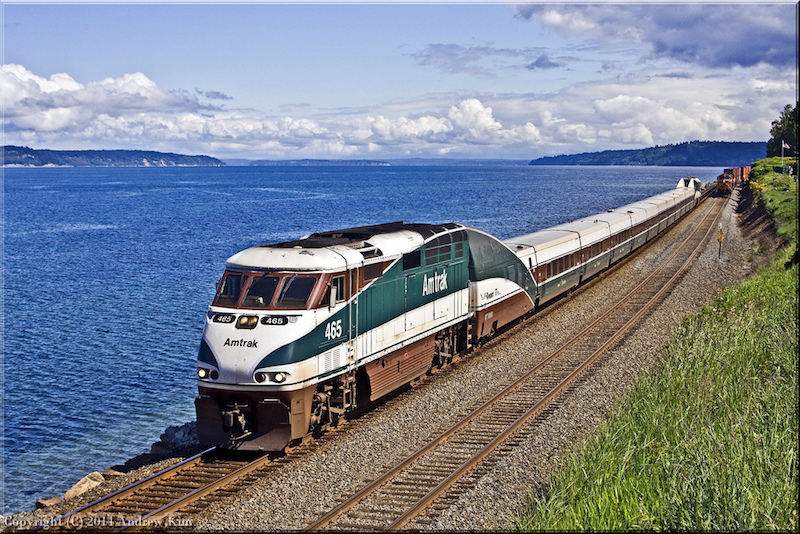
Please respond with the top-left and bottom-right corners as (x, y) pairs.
(1, 164), (724, 515)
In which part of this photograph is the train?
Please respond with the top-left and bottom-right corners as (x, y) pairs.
(195, 177), (703, 451)
(715, 165), (750, 195)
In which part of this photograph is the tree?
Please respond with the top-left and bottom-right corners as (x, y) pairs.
(767, 103), (798, 157)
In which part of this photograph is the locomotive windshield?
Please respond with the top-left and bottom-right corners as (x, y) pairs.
(275, 275), (317, 308)
(242, 276), (280, 308)
(214, 271), (319, 310)
(216, 273), (245, 306)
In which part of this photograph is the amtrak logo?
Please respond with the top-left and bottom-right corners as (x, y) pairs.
(422, 270), (448, 296)
(223, 338), (259, 348)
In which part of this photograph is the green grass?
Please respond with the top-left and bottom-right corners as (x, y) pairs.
(750, 157), (798, 246)
(512, 159), (798, 531)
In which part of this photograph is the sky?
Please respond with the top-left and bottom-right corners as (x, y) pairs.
(2, 1), (797, 161)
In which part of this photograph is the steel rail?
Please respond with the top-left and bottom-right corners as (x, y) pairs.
(32, 446), (282, 533)
(113, 452), (277, 532)
(306, 196), (724, 531)
(32, 447), (216, 532)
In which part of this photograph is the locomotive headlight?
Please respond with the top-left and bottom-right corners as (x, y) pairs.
(253, 371), (289, 383)
(197, 367), (219, 380)
(236, 315), (259, 329)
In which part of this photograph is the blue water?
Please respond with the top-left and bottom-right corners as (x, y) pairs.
(1, 165), (724, 514)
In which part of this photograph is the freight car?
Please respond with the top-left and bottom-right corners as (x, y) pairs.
(195, 178), (702, 451)
(725, 166), (751, 183)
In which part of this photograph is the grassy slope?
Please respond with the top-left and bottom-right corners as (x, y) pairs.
(513, 158), (798, 531)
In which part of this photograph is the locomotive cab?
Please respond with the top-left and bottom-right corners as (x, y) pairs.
(196, 268), (335, 450)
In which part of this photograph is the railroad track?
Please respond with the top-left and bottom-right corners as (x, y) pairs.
(33, 446), (304, 532)
(305, 196), (726, 531)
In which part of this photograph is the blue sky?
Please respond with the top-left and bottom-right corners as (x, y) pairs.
(3, 1), (797, 160)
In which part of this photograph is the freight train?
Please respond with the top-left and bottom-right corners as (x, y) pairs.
(715, 165), (750, 195)
(195, 178), (703, 451)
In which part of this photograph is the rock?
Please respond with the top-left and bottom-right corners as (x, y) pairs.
(149, 441), (171, 456)
(36, 496), (64, 508)
(112, 453), (161, 473)
(64, 471), (105, 500)
(100, 469), (124, 478)
(159, 422), (199, 451)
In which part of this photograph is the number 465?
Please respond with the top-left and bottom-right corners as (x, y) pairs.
(325, 319), (343, 340)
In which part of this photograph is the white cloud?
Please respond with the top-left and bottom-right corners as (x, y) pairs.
(517, 4), (797, 69)
(611, 124), (654, 146)
(2, 64), (202, 133)
(447, 99), (502, 139)
(412, 44), (524, 78)
(537, 8), (600, 36)
(357, 114), (451, 142)
(2, 60), (793, 159)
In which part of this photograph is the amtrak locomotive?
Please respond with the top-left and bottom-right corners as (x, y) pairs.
(195, 178), (702, 450)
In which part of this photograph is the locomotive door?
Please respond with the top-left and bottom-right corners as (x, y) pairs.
(403, 271), (425, 331)
(347, 266), (359, 370)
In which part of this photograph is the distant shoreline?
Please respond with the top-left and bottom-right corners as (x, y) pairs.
(3, 140), (766, 168)
(528, 140), (766, 167)
(1, 146), (225, 168)
(2, 163), (222, 168)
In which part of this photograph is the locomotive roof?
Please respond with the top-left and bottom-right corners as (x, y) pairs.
(269, 221), (463, 249)
(225, 221), (463, 272)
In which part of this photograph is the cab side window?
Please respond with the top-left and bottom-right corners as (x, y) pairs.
(322, 274), (346, 306)
(403, 251), (421, 270)
(331, 275), (346, 302)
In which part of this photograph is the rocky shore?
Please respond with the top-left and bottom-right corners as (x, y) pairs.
(2, 422), (204, 529)
(4, 188), (775, 531)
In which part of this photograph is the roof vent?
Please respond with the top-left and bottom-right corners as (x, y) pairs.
(361, 248), (383, 259)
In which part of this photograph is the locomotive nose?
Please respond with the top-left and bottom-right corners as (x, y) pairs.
(195, 395), (293, 451)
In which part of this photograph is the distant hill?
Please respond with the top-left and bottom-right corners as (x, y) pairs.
(385, 158), (530, 166)
(529, 141), (766, 166)
(249, 159), (390, 166)
(223, 159), (255, 167)
(244, 158), (532, 166)
(2, 146), (225, 167)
